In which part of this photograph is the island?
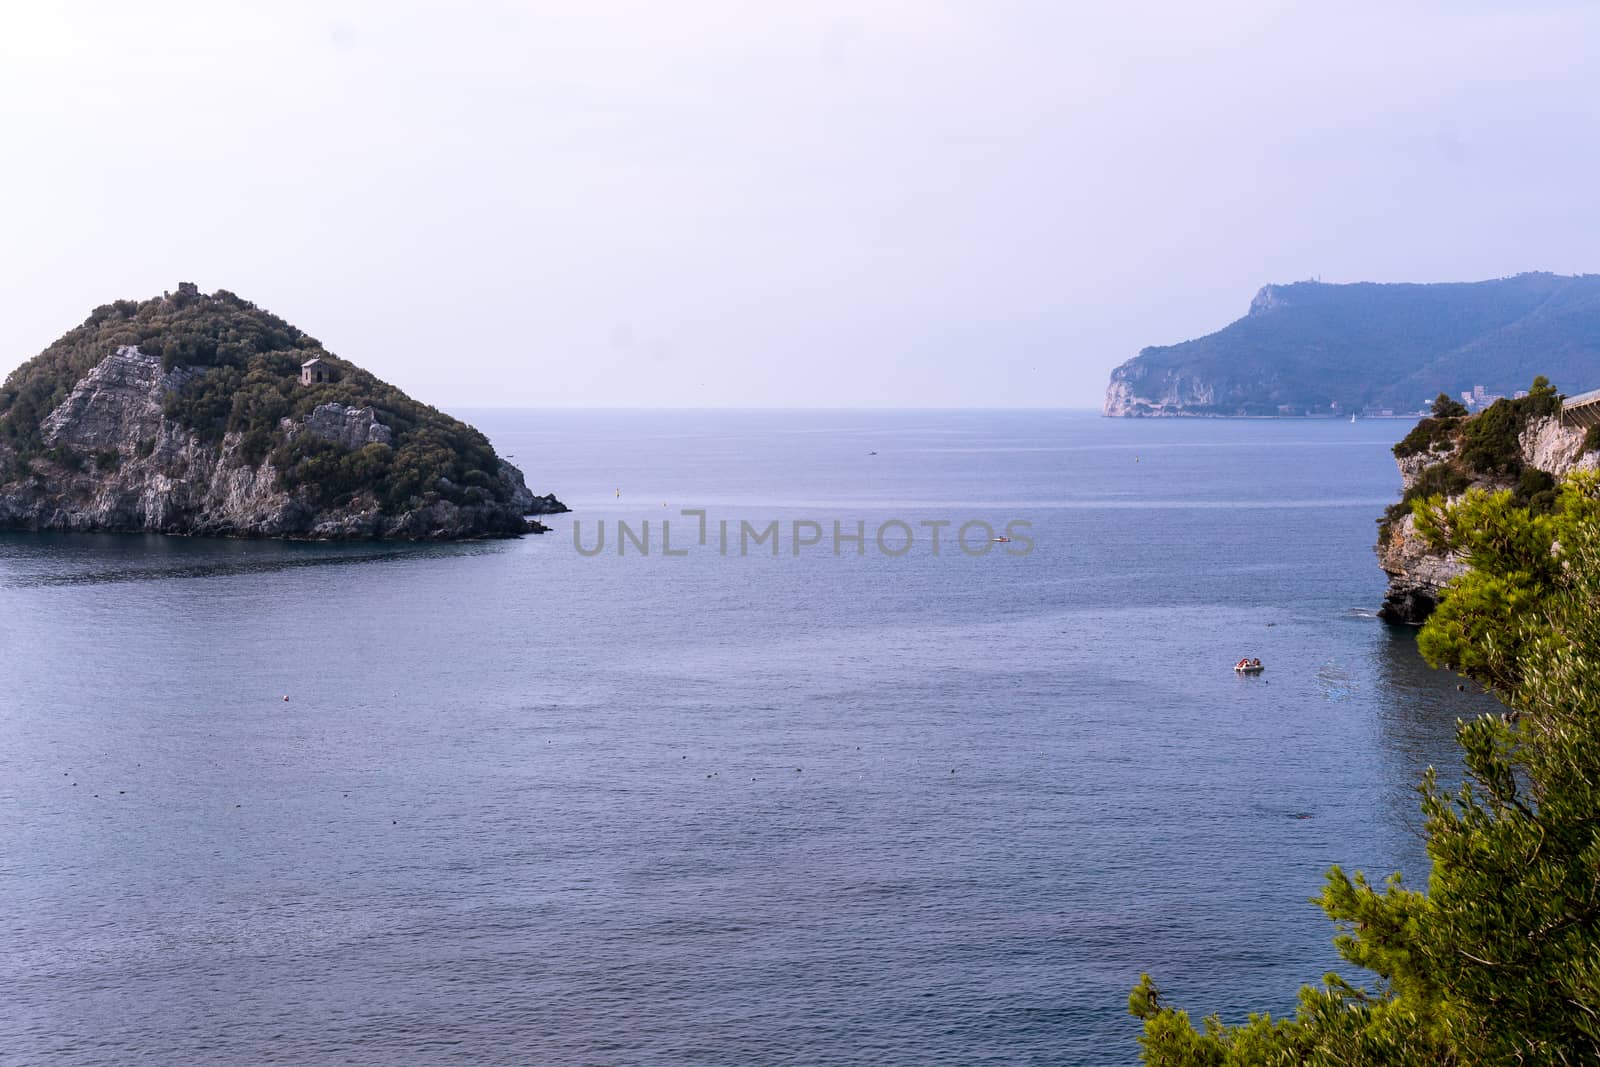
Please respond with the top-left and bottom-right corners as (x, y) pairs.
(1105, 273), (1600, 417)
(0, 283), (566, 540)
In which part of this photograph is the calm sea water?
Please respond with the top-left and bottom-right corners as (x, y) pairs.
(0, 411), (1498, 1065)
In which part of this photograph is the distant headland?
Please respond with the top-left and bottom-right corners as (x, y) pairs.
(0, 283), (566, 540)
(1104, 272), (1600, 417)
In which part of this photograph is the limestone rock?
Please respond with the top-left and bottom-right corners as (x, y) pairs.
(40, 346), (198, 450)
(1103, 365), (1216, 417)
(1520, 415), (1598, 478)
(1376, 512), (1467, 624)
(292, 403), (394, 450)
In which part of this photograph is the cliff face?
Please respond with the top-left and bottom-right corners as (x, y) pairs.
(1376, 412), (1598, 623)
(1374, 512), (1470, 626)
(0, 288), (567, 540)
(1102, 364), (1218, 417)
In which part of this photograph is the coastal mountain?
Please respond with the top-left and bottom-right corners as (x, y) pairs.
(1375, 382), (1600, 623)
(0, 284), (565, 539)
(1104, 273), (1600, 417)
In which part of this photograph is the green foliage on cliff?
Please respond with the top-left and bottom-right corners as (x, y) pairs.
(1394, 379), (1558, 465)
(1391, 415), (1460, 460)
(1132, 472), (1600, 1065)
(0, 283), (511, 513)
(1380, 462), (1472, 529)
(1381, 378), (1564, 530)
(0, 284), (289, 455)
(1110, 273), (1600, 415)
(1457, 377), (1560, 475)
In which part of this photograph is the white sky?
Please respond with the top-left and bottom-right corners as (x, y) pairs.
(2, 1), (1598, 408)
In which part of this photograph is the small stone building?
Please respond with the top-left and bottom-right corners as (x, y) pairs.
(300, 356), (331, 386)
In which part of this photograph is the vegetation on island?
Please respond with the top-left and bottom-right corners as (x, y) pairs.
(1110, 273), (1600, 416)
(1131, 470), (1600, 1063)
(0, 283), (511, 513)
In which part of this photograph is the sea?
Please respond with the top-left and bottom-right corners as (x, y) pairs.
(0, 410), (1500, 1065)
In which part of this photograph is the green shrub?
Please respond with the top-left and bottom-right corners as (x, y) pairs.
(1513, 466), (1557, 514)
(1380, 461), (1473, 529)
(1393, 416), (1460, 458)
(1455, 379), (1566, 478)
(1459, 398), (1525, 475)
(1526, 374), (1562, 417)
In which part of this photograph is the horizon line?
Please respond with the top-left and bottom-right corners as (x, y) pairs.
(448, 404), (1106, 413)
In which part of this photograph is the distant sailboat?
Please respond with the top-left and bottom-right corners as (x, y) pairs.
(1350, 414), (1357, 424)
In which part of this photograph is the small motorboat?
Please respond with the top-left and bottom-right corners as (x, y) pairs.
(992, 536), (1011, 543)
(1234, 659), (1264, 674)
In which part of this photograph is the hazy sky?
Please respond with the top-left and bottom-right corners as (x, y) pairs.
(3, 1), (1598, 408)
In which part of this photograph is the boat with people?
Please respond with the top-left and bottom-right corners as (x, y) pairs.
(1234, 657), (1264, 674)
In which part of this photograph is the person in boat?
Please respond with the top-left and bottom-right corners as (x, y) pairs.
(1251, 658), (1261, 668)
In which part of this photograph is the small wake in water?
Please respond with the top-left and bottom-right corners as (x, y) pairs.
(1318, 662), (1357, 702)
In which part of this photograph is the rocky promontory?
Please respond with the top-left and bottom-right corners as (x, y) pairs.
(1376, 385), (1598, 623)
(1105, 273), (1600, 417)
(0, 284), (566, 540)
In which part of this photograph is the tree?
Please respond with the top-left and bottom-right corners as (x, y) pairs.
(1432, 392), (1468, 418)
(1527, 375), (1562, 418)
(1131, 472), (1600, 1065)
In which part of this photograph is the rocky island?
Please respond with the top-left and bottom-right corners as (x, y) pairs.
(1105, 273), (1600, 417)
(1376, 380), (1599, 623)
(0, 284), (566, 540)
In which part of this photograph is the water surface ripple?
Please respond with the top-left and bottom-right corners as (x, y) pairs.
(0, 411), (1497, 1064)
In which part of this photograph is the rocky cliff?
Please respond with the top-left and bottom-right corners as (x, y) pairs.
(0, 286), (566, 540)
(1103, 365), (1218, 417)
(1376, 400), (1598, 623)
